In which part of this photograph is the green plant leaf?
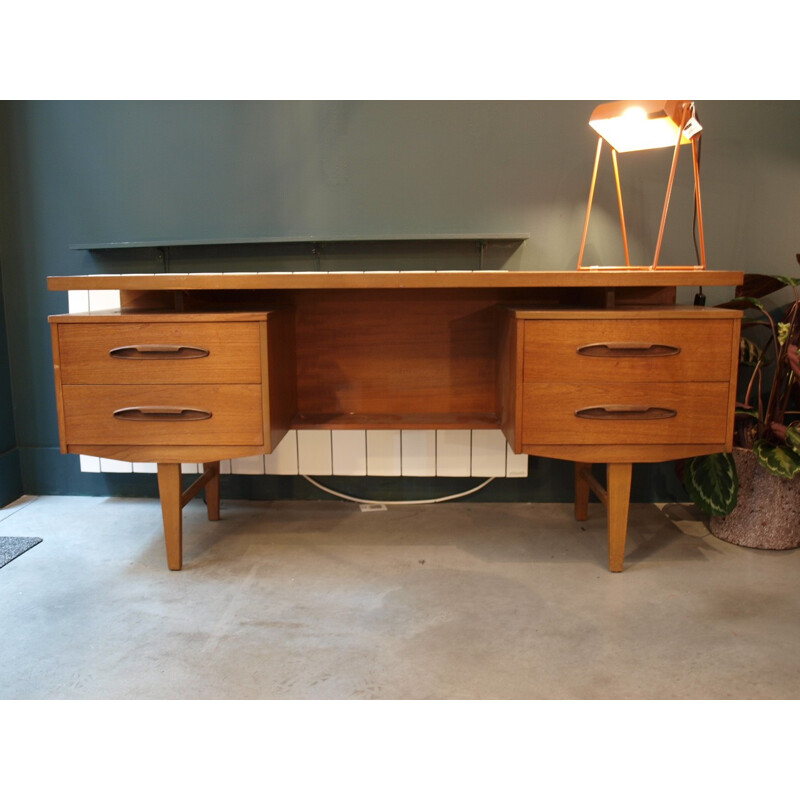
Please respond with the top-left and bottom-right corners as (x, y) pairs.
(753, 440), (800, 479)
(736, 274), (787, 298)
(785, 425), (800, 457)
(774, 275), (800, 287)
(739, 336), (762, 366)
(719, 296), (768, 312)
(683, 453), (738, 516)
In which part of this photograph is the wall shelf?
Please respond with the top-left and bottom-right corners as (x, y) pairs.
(70, 234), (530, 251)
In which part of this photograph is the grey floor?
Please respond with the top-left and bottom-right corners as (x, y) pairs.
(1, 493), (799, 700)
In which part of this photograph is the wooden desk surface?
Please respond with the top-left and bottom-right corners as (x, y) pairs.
(47, 268), (746, 571)
(47, 269), (745, 291)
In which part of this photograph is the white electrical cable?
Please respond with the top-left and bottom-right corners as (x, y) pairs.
(301, 474), (495, 506)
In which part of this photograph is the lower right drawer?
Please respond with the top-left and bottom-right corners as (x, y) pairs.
(521, 381), (731, 446)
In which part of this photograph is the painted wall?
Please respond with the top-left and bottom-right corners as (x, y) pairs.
(1, 100), (798, 503)
(0, 100), (21, 505)
(0, 262), (21, 506)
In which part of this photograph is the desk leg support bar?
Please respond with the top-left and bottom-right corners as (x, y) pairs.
(156, 462), (221, 571)
(203, 462), (221, 522)
(575, 462), (632, 573)
(574, 462), (592, 522)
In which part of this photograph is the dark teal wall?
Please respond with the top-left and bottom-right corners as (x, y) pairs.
(1, 100), (799, 503)
(0, 101), (21, 505)
(0, 261), (21, 506)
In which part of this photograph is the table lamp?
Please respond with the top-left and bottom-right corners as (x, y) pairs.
(577, 100), (706, 270)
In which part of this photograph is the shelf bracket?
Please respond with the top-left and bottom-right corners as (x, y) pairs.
(311, 242), (322, 271)
(156, 246), (171, 273)
(478, 240), (487, 270)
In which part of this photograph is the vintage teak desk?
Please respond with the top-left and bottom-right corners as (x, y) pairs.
(48, 270), (744, 572)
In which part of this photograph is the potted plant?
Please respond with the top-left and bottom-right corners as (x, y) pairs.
(681, 259), (800, 549)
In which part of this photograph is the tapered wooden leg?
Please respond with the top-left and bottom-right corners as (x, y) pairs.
(574, 462), (591, 521)
(203, 461), (221, 521)
(157, 463), (183, 571)
(606, 462), (632, 573)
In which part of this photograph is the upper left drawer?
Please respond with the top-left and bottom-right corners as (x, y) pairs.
(55, 321), (264, 385)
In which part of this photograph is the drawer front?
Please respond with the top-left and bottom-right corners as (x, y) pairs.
(521, 382), (730, 446)
(57, 322), (263, 385)
(62, 384), (264, 446)
(523, 319), (735, 384)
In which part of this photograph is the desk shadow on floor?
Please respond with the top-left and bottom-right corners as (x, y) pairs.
(133, 499), (718, 573)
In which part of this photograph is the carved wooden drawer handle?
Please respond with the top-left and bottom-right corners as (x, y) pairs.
(109, 344), (210, 360)
(577, 342), (681, 358)
(113, 406), (212, 421)
(575, 405), (677, 420)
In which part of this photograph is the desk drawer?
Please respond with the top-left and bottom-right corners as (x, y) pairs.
(57, 321), (263, 385)
(523, 319), (735, 383)
(521, 381), (730, 446)
(61, 384), (264, 446)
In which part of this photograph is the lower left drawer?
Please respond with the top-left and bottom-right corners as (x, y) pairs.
(61, 384), (265, 446)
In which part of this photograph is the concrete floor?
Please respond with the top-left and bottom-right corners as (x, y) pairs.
(1, 493), (799, 700)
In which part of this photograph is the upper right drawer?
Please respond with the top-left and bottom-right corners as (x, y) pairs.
(523, 318), (737, 383)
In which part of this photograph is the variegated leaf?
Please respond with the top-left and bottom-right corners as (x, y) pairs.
(684, 453), (738, 516)
(785, 425), (800, 457)
(739, 336), (762, 366)
(753, 439), (800, 479)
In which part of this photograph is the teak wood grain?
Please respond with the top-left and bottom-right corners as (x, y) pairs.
(47, 269), (746, 572)
(64, 444), (274, 462)
(62, 384), (265, 446)
(292, 290), (500, 419)
(520, 382), (731, 445)
(523, 318), (738, 384)
(262, 310), (297, 451)
(56, 320), (264, 385)
(47, 269), (745, 292)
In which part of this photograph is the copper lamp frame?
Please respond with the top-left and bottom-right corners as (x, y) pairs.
(577, 100), (706, 271)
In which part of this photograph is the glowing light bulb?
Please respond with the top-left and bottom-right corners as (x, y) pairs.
(590, 104), (685, 152)
(622, 106), (647, 123)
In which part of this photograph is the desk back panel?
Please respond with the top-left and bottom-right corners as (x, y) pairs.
(292, 289), (502, 425)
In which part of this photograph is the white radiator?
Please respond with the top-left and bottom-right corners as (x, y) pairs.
(69, 288), (529, 479)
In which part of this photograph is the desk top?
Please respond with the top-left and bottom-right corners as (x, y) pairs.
(48, 269), (745, 292)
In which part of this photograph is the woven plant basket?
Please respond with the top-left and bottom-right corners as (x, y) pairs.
(710, 448), (800, 550)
